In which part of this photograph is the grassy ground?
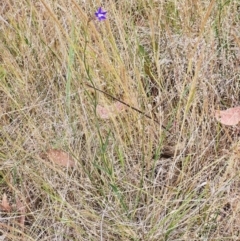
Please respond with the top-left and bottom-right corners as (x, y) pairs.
(0, 0), (240, 240)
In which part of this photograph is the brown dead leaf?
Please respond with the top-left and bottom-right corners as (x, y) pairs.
(215, 106), (240, 126)
(0, 193), (11, 212)
(96, 101), (126, 119)
(46, 149), (75, 167)
(96, 104), (111, 119)
(113, 101), (126, 112)
(16, 197), (25, 229)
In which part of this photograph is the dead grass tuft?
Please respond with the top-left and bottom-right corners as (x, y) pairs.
(0, 0), (240, 240)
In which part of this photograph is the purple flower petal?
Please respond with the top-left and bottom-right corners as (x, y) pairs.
(95, 7), (107, 21)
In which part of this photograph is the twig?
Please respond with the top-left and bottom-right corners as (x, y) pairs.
(85, 83), (170, 132)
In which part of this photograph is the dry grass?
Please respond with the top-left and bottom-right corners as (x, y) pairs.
(0, 0), (240, 240)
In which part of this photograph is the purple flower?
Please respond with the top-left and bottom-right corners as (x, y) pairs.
(95, 7), (107, 21)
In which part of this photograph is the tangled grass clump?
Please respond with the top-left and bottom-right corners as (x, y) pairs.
(0, 1), (240, 240)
